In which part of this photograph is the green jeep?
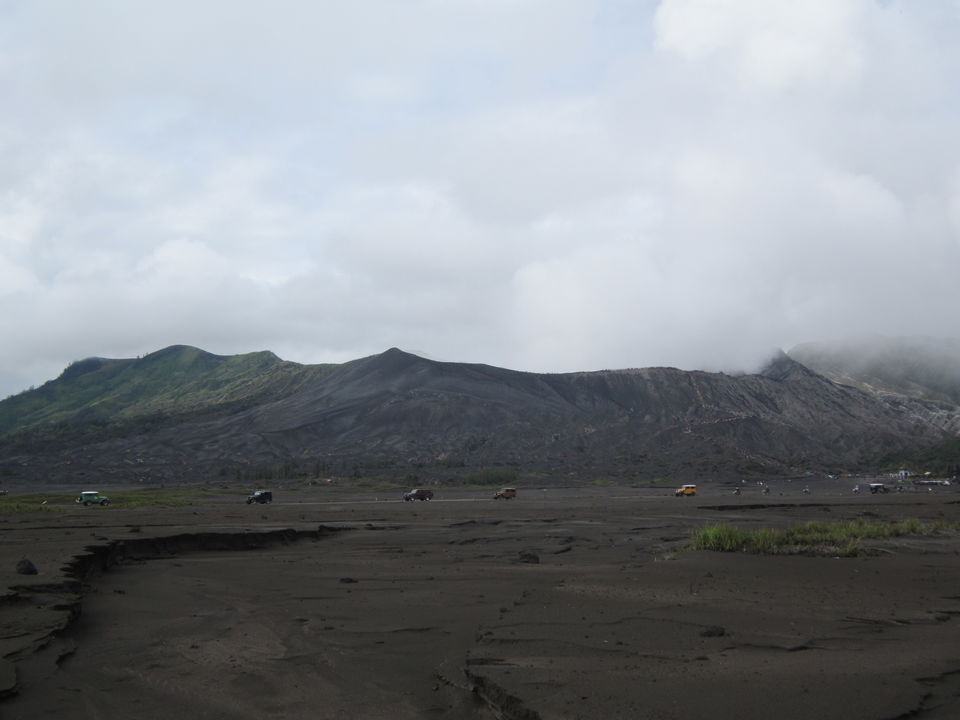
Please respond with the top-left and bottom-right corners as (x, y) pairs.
(76, 491), (110, 506)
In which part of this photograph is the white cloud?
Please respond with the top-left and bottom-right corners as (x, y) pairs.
(0, 255), (39, 297)
(654, 0), (866, 90)
(0, 0), (959, 397)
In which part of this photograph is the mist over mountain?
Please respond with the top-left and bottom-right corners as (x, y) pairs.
(2, 341), (958, 487)
(789, 336), (960, 407)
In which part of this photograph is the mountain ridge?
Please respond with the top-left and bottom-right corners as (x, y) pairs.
(1, 343), (958, 486)
(0, 345), (338, 437)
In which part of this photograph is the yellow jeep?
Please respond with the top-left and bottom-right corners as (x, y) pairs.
(674, 484), (697, 497)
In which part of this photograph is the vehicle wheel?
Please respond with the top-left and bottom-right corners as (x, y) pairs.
(83, 501), (91, 506)
(246, 499), (253, 504)
(101, 500), (109, 506)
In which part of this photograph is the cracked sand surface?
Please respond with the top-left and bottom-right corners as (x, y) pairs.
(3, 485), (960, 718)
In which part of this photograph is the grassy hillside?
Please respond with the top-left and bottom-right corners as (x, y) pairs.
(0, 345), (338, 437)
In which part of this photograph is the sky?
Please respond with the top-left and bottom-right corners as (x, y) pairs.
(2, 0), (960, 398)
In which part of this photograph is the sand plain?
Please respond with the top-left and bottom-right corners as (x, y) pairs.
(2, 481), (960, 719)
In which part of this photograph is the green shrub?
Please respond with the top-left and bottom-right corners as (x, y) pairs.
(691, 518), (956, 556)
(751, 528), (781, 554)
(692, 524), (749, 552)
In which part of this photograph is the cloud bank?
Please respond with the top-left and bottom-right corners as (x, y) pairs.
(2, 0), (959, 396)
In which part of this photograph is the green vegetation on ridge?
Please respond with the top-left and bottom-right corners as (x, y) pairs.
(0, 345), (339, 438)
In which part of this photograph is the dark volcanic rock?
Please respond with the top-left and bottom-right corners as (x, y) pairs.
(15, 559), (38, 575)
(2, 347), (958, 485)
(0, 658), (16, 698)
(517, 550), (540, 564)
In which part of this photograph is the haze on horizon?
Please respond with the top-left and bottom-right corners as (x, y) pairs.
(2, 1), (959, 398)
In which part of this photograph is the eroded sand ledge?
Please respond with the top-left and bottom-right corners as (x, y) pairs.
(1, 529), (346, 694)
(3, 486), (960, 719)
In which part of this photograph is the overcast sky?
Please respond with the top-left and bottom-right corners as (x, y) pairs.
(2, 0), (960, 397)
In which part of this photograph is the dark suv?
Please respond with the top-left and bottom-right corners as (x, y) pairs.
(403, 488), (433, 502)
(246, 490), (273, 504)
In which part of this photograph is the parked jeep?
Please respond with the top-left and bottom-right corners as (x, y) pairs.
(494, 487), (517, 500)
(403, 488), (433, 502)
(868, 483), (889, 494)
(675, 484), (697, 497)
(76, 491), (110, 506)
(246, 489), (273, 504)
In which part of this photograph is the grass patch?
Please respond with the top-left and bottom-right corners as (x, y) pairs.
(691, 519), (957, 556)
(692, 524), (748, 552)
(588, 478), (616, 487)
(104, 488), (212, 508)
(465, 468), (520, 486)
(0, 496), (63, 514)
